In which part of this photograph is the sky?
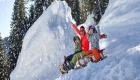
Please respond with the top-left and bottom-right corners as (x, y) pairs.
(0, 0), (14, 38)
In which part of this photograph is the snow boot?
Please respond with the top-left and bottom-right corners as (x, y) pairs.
(69, 62), (74, 69)
(59, 64), (68, 74)
(59, 61), (74, 74)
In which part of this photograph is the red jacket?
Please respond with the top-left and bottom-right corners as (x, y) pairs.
(72, 24), (89, 52)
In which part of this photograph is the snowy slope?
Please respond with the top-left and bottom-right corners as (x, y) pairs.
(10, 0), (140, 80)
(10, 1), (75, 80)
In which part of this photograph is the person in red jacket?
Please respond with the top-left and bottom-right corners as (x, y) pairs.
(72, 23), (89, 52)
(72, 23), (107, 51)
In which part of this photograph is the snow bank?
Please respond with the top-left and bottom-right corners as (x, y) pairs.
(10, 1), (75, 80)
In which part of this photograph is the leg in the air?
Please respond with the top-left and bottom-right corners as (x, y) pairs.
(71, 51), (86, 68)
(99, 49), (107, 59)
(91, 47), (101, 61)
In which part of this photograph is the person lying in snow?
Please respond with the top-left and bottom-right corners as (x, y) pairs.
(87, 25), (107, 59)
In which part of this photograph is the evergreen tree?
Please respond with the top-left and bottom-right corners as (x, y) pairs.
(100, 0), (109, 14)
(43, 0), (54, 10)
(93, 0), (101, 24)
(34, 0), (44, 20)
(26, 0), (54, 31)
(8, 0), (26, 75)
(79, 0), (94, 24)
(64, 0), (80, 25)
(1, 37), (11, 79)
(34, 0), (54, 21)
(80, 0), (109, 24)
(28, 4), (36, 29)
(0, 33), (3, 54)
(93, 0), (109, 24)
(0, 33), (8, 79)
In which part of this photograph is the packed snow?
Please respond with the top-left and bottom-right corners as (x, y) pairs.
(10, 0), (140, 80)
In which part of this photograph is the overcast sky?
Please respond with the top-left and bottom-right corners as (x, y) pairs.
(0, 0), (14, 38)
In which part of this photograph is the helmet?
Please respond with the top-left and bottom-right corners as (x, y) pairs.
(89, 25), (95, 30)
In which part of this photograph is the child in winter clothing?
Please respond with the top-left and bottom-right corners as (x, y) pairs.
(60, 35), (83, 74)
(72, 23), (89, 52)
(88, 25), (100, 50)
(64, 34), (82, 62)
(87, 25), (107, 59)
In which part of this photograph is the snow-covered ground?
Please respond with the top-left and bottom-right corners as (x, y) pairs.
(10, 0), (140, 80)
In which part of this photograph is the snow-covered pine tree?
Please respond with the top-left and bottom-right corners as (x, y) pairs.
(100, 0), (109, 15)
(34, 0), (44, 20)
(28, 0), (54, 27)
(64, 0), (80, 25)
(80, 0), (109, 24)
(80, 0), (95, 24)
(0, 33), (3, 62)
(93, 0), (109, 24)
(0, 33), (7, 80)
(43, 0), (54, 10)
(28, 4), (36, 29)
(8, 0), (27, 76)
(1, 37), (11, 79)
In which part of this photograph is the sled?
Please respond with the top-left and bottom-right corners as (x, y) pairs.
(58, 48), (107, 74)
(78, 48), (106, 62)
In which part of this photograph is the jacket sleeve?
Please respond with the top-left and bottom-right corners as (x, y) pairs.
(96, 25), (100, 39)
(87, 33), (91, 41)
(72, 23), (81, 35)
(97, 25), (105, 39)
